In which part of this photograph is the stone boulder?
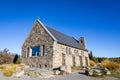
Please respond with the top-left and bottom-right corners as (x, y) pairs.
(93, 69), (101, 73)
(60, 66), (66, 71)
(55, 70), (61, 75)
(104, 70), (111, 75)
(60, 65), (71, 73)
(12, 70), (24, 78)
(85, 66), (111, 76)
(85, 69), (93, 76)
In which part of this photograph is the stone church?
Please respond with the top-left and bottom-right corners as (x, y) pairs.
(22, 19), (89, 68)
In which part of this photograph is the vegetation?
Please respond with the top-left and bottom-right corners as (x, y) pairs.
(100, 59), (120, 78)
(101, 59), (120, 71)
(13, 54), (21, 64)
(111, 70), (120, 78)
(90, 60), (96, 66)
(0, 48), (23, 77)
(0, 48), (14, 64)
(0, 48), (21, 64)
(89, 51), (98, 63)
(89, 51), (120, 63)
(0, 63), (26, 77)
(3, 64), (17, 77)
(71, 66), (82, 71)
(89, 51), (120, 78)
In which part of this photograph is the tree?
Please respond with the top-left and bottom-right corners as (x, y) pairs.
(13, 54), (21, 64)
(89, 51), (93, 60)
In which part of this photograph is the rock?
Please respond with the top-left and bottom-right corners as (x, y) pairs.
(24, 66), (30, 69)
(97, 72), (102, 76)
(12, 70), (24, 78)
(105, 70), (111, 75)
(104, 68), (108, 71)
(60, 65), (71, 73)
(55, 70), (61, 75)
(93, 66), (103, 70)
(93, 69), (101, 73)
(35, 72), (40, 77)
(60, 66), (66, 71)
(86, 66), (91, 70)
(85, 69), (93, 76)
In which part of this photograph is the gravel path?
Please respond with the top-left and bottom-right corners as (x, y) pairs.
(0, 71), (119, 80)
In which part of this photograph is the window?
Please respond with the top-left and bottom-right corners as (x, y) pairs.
(69, 48), (71, 54)
(74, 49), (78, 53)
(41, 45), (45, 56)
(28, 45), (45, 57)
(66, 47), (69, 54)
(66, 47), (71, 54)
(81, 40), (83, 43)
(32, 46), (40, 56)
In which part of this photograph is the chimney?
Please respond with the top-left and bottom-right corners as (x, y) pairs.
(79, 37), (86, 49)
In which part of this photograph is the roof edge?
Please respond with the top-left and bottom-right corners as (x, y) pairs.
(36, 19), (57, 41)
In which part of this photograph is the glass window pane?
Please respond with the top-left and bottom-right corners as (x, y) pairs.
(32, 46), (40, 56)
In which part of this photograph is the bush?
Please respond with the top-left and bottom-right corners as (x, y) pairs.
(0, 48), (14, 64)
(101, 59), (120, 71)
(90, 60), (96, 66)
(14, 55), (21, 64)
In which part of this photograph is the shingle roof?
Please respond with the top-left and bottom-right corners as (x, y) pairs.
(46, 26), (85, 50)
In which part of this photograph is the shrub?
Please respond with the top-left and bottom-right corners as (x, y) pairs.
(0, 48), (14, 64)
(101, 59), (120, 71)
(13, 54), (21, 64)
(90, 60), (96, 66)
(15, 56), (21, 64)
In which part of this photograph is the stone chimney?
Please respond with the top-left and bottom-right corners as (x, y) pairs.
(79, 37), (86, 49)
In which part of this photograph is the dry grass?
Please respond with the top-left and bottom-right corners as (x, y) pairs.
(100, 59), (120, 78)
(90, 60), (96, 66)
(0, 65), (6, 71)
(101, 59), (120, 71)
(71, 66), (82, 71)
(3, 64), (17, 77)
(0, 63), (26, 77)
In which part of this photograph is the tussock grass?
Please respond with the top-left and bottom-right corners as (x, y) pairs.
(90, 60), (96, 66)
(101, 59), (120, 71)
(0, 63), (26, 77)
(3, 64), (17, 77)
(100, 59), (120, 78)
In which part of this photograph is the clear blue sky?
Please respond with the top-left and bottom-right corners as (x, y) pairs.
(0, 0), (120, 57)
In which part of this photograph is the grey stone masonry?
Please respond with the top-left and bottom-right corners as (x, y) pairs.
(22, 20), (54, 68)
(22, 19), (90, 69)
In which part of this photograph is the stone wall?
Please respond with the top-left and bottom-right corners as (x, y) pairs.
(53, 42), (89, 68)
(22, 20), (54, 68)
